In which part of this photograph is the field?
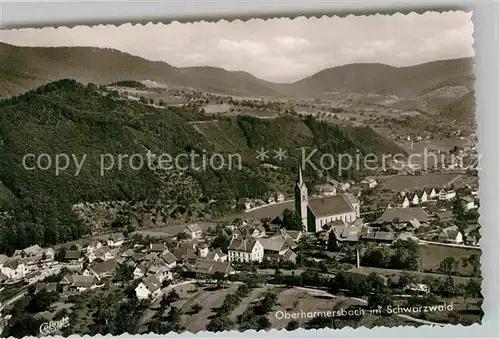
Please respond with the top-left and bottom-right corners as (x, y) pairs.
(247, 200), (294, 220)
(378, 173), (461, 191)
(133, 221), (217, 238)
(202, 104), (281, 118)
(419, 243), (481, 275)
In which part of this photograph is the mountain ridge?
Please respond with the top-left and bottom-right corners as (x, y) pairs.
(0, 42), (474, 99)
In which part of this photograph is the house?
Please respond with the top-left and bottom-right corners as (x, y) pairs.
(60, 274), (98, 292)
(121, 249), (136, 259)
(327, 221), (362, 244)
(14, 244), (42, 258)
(316, 184), (337, 197)
(276, 192), (285, 202)
(133, 263), (148, 280)
(85, 240), (103, 254)
(435, 210), (454, 221)
(135, 275), (162, 300)
(160, 251), (178, 269)
(405, 283), (430, 295)
(228, 238), (264, 263)
(147, 265), (172, 283)
(0, 255), (8, 269)
(172, 243), (198, 261)
(1, 258), (27, 280)
(265, 194), (276, 204)
(88, 259), (119, 280)
(232, 223), (266, 240)
(184, 224), (203, 239)
(183, 259), (236, 278)
(107, 233), (125, 247)
(64, 250), (83, 264)
(438, 227), (463, 244)
(377, 207), (428, 224)
(429, 188), (439, 200)
(362, 178), (378, 189)
(149, 243), (168, 254)
(259, 234), (292, 257)
(465, 235), (479, 246)
(439, 189), (456, 201)
(360, 229), (395, 244)
(88, 246), (116, 263)
(461, 196), (477, 210)
(420, 191), (428, 203)
(398, 196), (410, 208)
(284, 230), (302, 242)
(411, 194), (419, 205)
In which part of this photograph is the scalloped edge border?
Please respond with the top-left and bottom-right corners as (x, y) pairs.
(0, 8), (483, 339)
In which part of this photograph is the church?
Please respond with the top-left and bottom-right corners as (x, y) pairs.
(295, 166), (360, 233)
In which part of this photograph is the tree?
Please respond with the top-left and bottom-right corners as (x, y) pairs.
(206, 316), (233, 332)
(326, 233), (338, 251)
(467, 253), (481, 277)
(282, 209), (303, 231)
(438, 257), (457, 275)
(213, 271), (226, 289)
(190, 303), (203, 314)
(286, 320), (300, 331)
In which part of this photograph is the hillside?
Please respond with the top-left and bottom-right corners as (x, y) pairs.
(0, 42), (284, 98)
(0, 80), (405, 252)
(0, 42), (474, 101)
(288, 58), (474, 97)
(439, 90), (476, 123)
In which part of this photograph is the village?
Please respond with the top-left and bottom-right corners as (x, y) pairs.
(0, 164), (482, 335)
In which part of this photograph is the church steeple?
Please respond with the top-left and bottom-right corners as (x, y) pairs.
(295, 165), (308, 232)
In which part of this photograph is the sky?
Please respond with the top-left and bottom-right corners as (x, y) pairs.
(0, 11), (474, 83)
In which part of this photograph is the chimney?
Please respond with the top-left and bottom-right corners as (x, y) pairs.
(356, 248), (360, 268)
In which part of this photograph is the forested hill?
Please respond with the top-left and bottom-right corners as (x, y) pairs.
(0, 80), (404, 253)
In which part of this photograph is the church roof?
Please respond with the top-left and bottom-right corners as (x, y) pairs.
(308, 195), (355, 218)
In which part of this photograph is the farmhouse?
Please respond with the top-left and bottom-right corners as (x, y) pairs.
(184, 224), (203, 239)
(438, 227), (464, 244)
(295, 167), (360, 233)
(0, 258), (27, 280)
(439, 189), (456, 201)
(88, 259), (119, 280)
(107, 233), (125, 247)
(135, 275), (162, 300)
(461, 196), (477, 210)
(377, 207), (428, 224)
(183, 259), (236, 278)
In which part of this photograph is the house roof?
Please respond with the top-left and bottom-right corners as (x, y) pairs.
(282, 249), (297, 262)
(23, 245), (42, 256)
(142, 275), (161, 293)
(0, 254), (9, 265)
(285, 230), (301, 240)
(160, 251), (178, 265)
(228, 238), (259, 252)
(185, 259), (234, 275)
(109, 233), (124, 242)
(64, 250), (82, 260)
(435, 210), (454, 220)
(378, 207), (428, 223)
(462, 196), (475, 203)
(362, 231), (395, 241)
(91, 259), (118, 274)
(258, 237), (288, 252)
(150, 243), (168, 252)
(72, 275), (96, 288)
(186, 224), (202, 233)
(307, 194), (355, 218)
(4, 258), (25, 269)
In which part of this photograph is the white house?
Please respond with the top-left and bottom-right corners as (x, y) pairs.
(399, 196), (410, 208)
(429, 188), (439, 200)
(184, 224), (203, 239)
(276, 192), (285, 202)
(107, 233), (125, 247)
(160, 251), (178, 270)
(1, 258), (27, 280)
(420, 191), (428, 203)
(439, 189), (456, 201)
(135, 275), (162, 300)
(439, 228), (463, 244)
(85, 241), (103, 254)
(228, 238), (264, 263)
(147, 265), (172, 283)
(411, 194), (419, 205)
(461, 196), (477, 210)
(133, 264), (147, 280)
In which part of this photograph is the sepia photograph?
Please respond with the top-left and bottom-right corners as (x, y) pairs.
(0, 10), (481, 337)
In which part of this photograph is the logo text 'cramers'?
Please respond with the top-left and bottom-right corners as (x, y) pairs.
(39, 316), (70, 336)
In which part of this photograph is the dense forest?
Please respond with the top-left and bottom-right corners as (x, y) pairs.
(0, 80), (405, 253)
